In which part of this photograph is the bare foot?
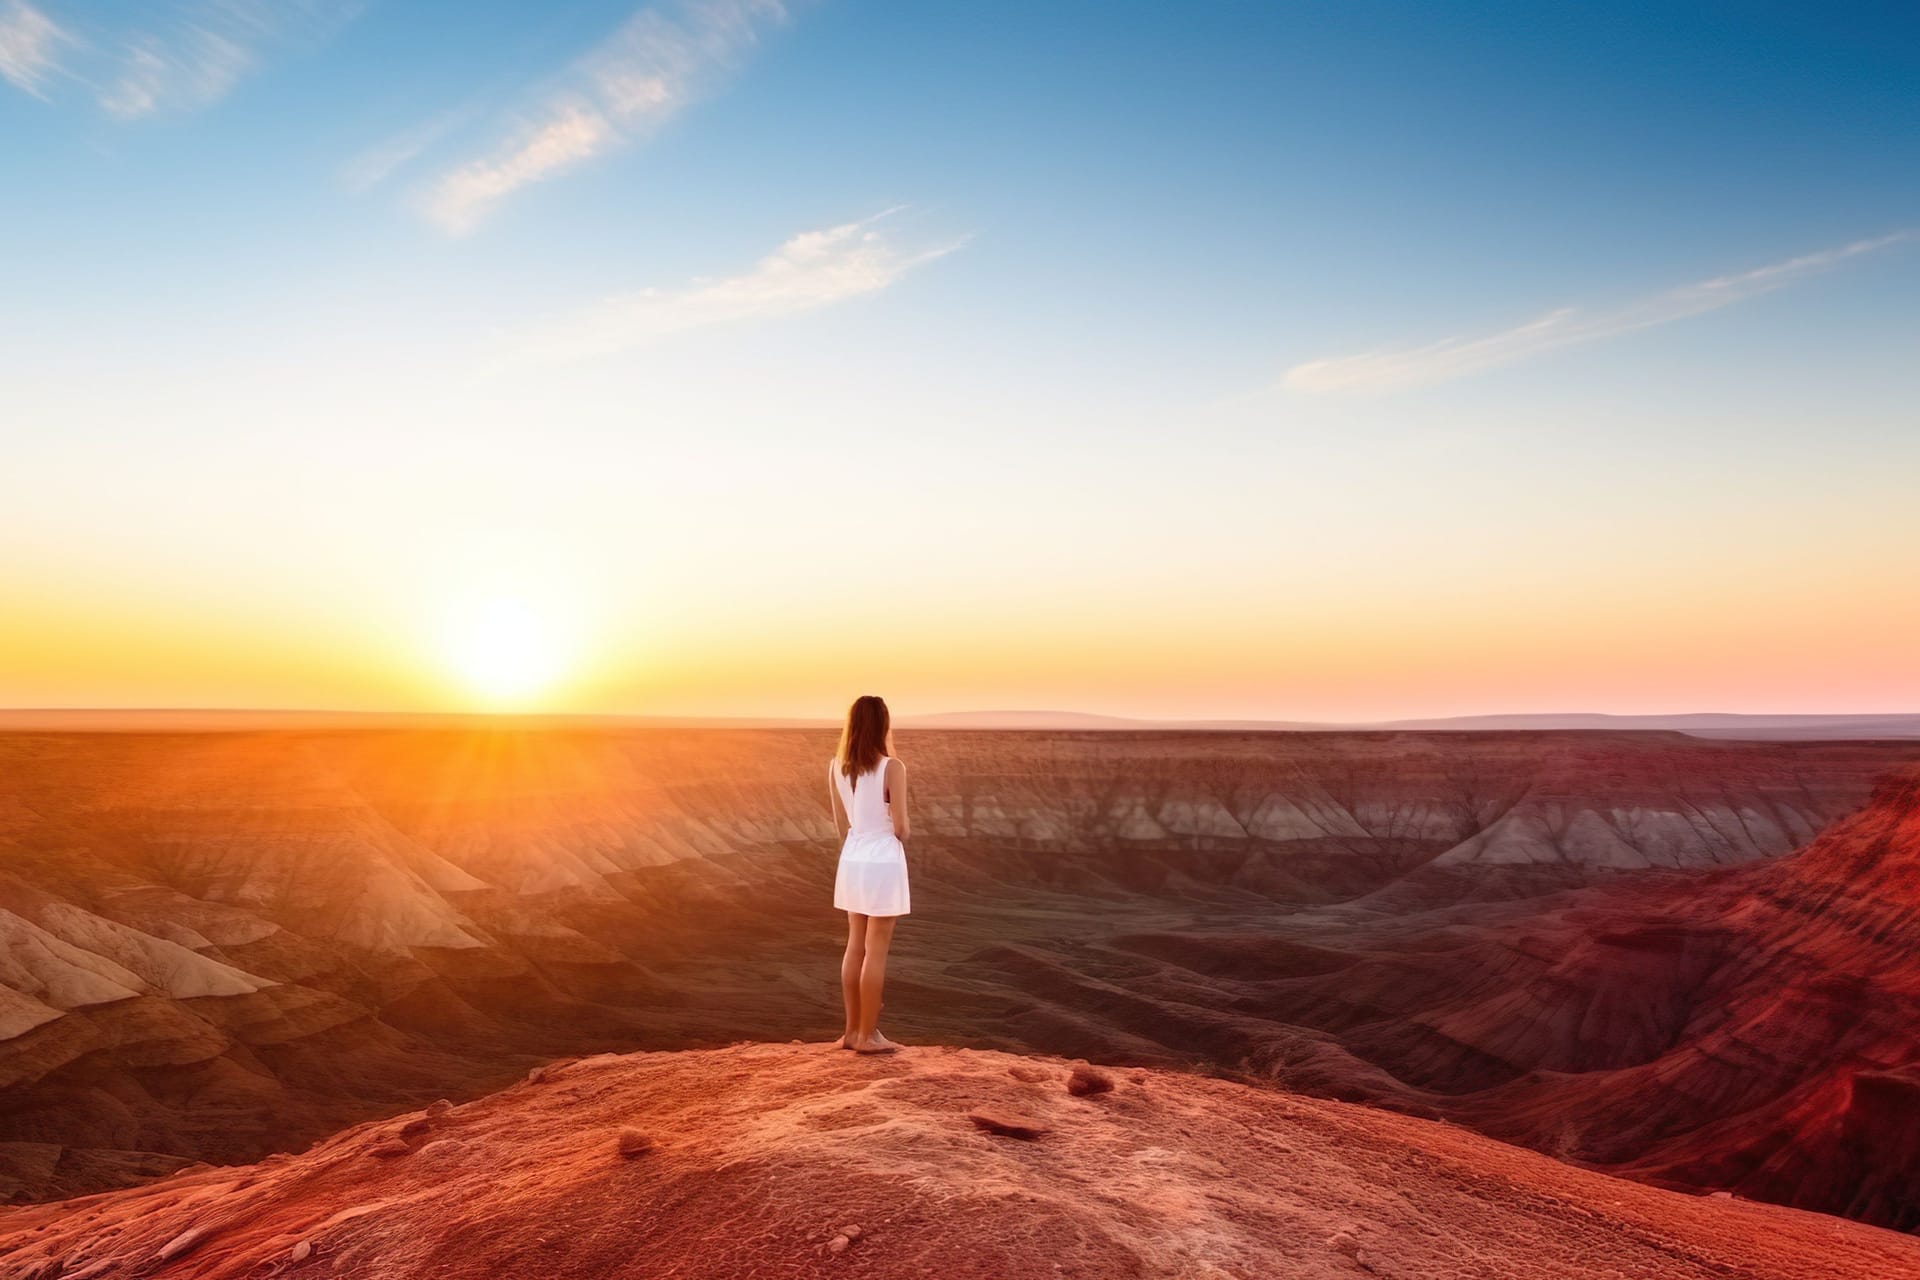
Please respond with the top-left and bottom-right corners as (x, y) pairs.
(853, 1031), (902, 1055)
(833, 1034), (857, 1051)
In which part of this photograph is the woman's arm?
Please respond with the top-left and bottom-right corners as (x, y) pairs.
(826, 759), (849, 841)
(886, 757), (911, 842)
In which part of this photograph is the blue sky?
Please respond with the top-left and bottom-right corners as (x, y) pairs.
(2, 1), (1917, 717)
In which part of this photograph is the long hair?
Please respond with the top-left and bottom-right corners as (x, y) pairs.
(837, 695), (891, 786)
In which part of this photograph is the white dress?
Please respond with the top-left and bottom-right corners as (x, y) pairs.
(832, 756), (911, 917)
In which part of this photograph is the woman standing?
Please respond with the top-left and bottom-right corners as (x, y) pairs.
(826, 695), (911, 1054)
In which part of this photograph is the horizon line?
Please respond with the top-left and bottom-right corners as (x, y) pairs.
(3, 706), (1918, 737)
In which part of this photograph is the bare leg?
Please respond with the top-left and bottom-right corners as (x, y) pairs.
(853, 915), (899, 1053)
(838, 913), (867, 1048)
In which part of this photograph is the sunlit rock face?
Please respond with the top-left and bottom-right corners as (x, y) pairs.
(0, 726), (1912, 1221)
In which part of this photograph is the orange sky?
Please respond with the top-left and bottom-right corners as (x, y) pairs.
(6, 489), (1917, 720)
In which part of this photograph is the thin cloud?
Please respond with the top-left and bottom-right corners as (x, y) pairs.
(422, 103), (615, 233)
(1286, 233), (1911, 394)
(0, 1), (67, 99)
(517, 211), (965, 363)
(419, 0), (791, 235)
(340, 107), (475, 193)
(101, 24), (255, 119)
(0, 0), (355, 118)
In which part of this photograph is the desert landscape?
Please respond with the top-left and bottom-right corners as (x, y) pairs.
(2, 724), (1919, 1275)
(8, 0), (1917, 1273)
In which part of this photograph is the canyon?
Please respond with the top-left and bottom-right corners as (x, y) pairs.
(0, 725), (1917, 1250)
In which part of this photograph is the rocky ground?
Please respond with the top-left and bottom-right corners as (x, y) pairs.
(4, 1041), (1917, 1280)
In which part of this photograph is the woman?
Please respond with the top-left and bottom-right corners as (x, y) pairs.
(826, 695), (911, 1054)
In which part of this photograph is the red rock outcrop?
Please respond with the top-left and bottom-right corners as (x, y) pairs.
(3, 1043), (1915, 1280)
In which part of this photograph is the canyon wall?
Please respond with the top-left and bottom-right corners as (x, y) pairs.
(0, 726), (1912, 1217)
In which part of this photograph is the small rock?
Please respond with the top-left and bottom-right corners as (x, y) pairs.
(526, 1065), (549, 1084)
(969, 1110), (1050, 1140)
(427, 1099), (454, 1117)
(1066, 1066), (1114, 1097)
(1327, 1229), (1360, 1257)
(840, 1224), (862, 1240)
(1008, 1064), (1052, 1084)
(397, 1118), (432, 1142)
(290, 1239), (314, 1262)
(1709, 1191), (1734, 1200)
(616, 1129), (655, 1159)
(827, 1235), (851, 1254)
(369, 1138), (411, 1158)
(418, 1139), (467, 1158)
(157, 1225), (213, 1262)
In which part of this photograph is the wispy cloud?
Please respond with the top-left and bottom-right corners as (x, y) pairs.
(1285, 234), (1912, 394)
(101, 1), (356, 120)
(419, 0), (791, 234)
(339, 107), (475, 193)
(517, 211), (965, 362)
(423, 104), (615, 232)
(102, 26), (251, 119)
(0, 0), (355, 117)
(0, 0), (66, 98)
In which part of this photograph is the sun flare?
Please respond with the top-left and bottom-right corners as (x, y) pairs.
(443, 595), (573, 708)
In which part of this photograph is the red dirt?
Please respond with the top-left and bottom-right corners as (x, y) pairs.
(3, 1042), (1916, 1280)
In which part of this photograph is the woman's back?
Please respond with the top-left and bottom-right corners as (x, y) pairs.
(835, 756), (892, 835)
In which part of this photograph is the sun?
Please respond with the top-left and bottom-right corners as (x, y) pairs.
(443, 594), (573, 708)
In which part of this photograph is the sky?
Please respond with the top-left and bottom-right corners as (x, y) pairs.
(2, 0), (1918, 721)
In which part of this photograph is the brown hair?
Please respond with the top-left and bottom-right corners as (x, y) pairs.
(837, 695), (891, 786)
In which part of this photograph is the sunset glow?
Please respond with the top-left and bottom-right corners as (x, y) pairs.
(8, 9), (1920, 1275)
(442, 595), (576, 708)
(2, 3), (1916, 721)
